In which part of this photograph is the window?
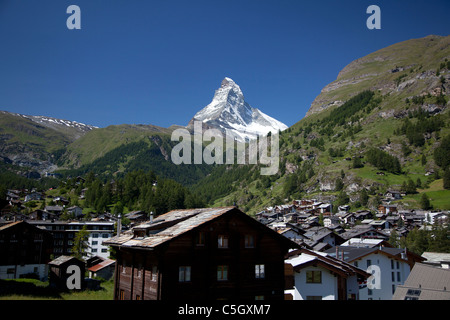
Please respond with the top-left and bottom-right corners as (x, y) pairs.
(218, 235), (229, 248)
(392, 272), (395, 282)
(366, 260), (372, 269)
(306, 270), (321, 283)
(368, 289), (373, 296)
(119, 290), (125, 300)
(255, 264), (265, 279)
(245, 235), (255, 248)
(179, 266), (191, 282)
(92, 241), (98, 246)
(405, 289), (421, 300)
(196, 232), (205, 246)
(391, 260), (395, 269)
(102, 234), (109, 238)
(151, 266), (157, 281)
(92, 233), (99, 238)
(397, 272), (401, 282)
(217, 265), (228, 281)
(392, 284), (396, 294)
(396, 261), (400, 269)
(135, 230), (146, 238)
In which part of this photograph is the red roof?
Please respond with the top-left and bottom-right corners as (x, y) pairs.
(88, 258), (115, 272)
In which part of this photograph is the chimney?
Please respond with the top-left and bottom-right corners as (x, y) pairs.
(400, 247), (407, 260)
(117, 213), (122, 236)
(150, 211), (154, 224)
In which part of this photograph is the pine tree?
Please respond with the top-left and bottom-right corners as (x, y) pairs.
(389, 229), (400, 248)
(335, 178), (344, 191)
(421, 154), (427, 166)
(434, 134), (450, 169)
(443, 168), (450, 190)
(360, 188), (369, 207)
(72, 225), (90, 260)
(406, 178), (417, 194)
(420, 193), (431, 210)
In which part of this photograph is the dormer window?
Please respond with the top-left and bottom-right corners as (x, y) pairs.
(134, 230), (146, 238)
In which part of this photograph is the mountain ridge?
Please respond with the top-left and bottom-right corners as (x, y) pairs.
(306, 35), (450, 117)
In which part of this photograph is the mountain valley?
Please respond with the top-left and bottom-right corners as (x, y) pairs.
(1, 35), (449, 215)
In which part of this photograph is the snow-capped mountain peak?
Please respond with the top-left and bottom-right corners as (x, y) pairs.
(188, 77), (288, 141)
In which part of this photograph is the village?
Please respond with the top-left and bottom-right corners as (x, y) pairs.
(0, 186), (449, 300)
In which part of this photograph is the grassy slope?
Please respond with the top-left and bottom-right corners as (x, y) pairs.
(399, 179), (450, 210)
(60, 124), (174, 168)
(0, 112), (71, 154)
(307, 35), (450, 117)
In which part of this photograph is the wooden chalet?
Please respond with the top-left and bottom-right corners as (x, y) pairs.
(0, 221), (53, 280)
(104, 206), (299, 301)
(48, 255), (85, 290)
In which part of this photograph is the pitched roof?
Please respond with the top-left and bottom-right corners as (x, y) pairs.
(0, 220), (22, 231)
(341, 238), (392, 248)
(286, 248), (370, 279)
(325, 246), (408, 264)
(105, 206), (299, 250)
(48, 255), (80, 266)
(0, 220), (51, 235)
(393, 263), (450, 300)
(88, 258), (116, 272)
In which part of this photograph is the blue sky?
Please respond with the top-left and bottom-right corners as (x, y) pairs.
(0, 0), (449, 128)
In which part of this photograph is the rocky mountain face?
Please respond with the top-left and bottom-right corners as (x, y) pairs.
(187, 77), (288, 141)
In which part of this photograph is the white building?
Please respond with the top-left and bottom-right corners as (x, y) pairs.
(67, 222), (114, 259)
(325, 246), (422, 300)
(323, 216), (340, 228)
(285, 249), (370, 300)
(29, 220), (115, 260)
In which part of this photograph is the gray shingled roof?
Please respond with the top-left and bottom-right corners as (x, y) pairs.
(105, 206), (299, 251)
(393, 263), (450, 300)
(105, 207), (225, 249)
(48, 255), (79, 266)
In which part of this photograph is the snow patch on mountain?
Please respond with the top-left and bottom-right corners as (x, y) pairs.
(21, 114), (98, 131)
(189, 77), (288, 141)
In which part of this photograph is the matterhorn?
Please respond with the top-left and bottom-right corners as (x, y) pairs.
(187, 77), (288, 142)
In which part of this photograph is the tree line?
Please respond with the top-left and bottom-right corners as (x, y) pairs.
(81, 170), (205, 216)
(390, 223), (450, 255)
(365, 148), (402, 174)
